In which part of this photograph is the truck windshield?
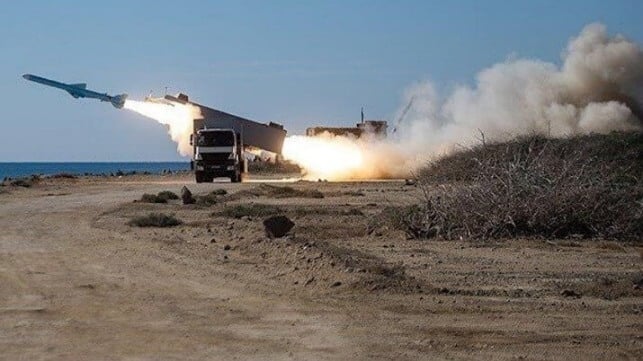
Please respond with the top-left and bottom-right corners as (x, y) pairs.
(197, 131), (234, 146)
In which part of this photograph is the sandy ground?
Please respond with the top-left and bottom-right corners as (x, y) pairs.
(0, 175), (641, 360)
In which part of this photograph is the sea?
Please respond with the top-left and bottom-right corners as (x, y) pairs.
(0, 162), (190, 180)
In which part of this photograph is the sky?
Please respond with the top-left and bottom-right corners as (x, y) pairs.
(1, 0), (641, 161)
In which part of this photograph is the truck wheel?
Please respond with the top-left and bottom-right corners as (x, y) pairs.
(195, 172), (204, 183)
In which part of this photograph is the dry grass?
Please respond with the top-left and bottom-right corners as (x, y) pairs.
(138, 191), (179, 204)
(157, 190), (179, 200)
(400, 133), (642, 240)
(196, 189), (228, 206)
(128, 213), (183, 227)
(226, 184), (324, 200)
(215, 203), (363, 219)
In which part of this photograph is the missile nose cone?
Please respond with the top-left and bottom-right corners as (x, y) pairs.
(23, 74), (33, 80)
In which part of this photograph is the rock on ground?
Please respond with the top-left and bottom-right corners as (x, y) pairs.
(181, 186), (195, 205)
(263, 215), (295, 238)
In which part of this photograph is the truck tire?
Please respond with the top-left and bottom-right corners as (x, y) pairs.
(195, 172), (205, 183)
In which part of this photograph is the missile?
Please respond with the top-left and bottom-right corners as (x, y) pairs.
(22, 74), (127, 109)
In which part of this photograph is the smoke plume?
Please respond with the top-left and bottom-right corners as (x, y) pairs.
(124, 100), (202, 156)
(284, 23), (643, 180)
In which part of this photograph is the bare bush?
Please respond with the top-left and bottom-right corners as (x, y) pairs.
(402, 133), (642, 240)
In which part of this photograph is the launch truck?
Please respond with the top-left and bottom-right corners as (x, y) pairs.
(191, 128), (245, 183)
(164, 94), (287, 183)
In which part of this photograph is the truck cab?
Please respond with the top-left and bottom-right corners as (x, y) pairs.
(191, 128), (245, 183)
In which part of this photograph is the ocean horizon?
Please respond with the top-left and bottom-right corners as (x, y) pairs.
(0, 162), (191, 180)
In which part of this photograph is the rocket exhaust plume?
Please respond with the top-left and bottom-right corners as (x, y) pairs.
(124, 99), (202, 156)
(283, 23), (643, 180)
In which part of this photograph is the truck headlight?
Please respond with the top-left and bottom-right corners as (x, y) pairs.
(226, 165), (235, 171)
(196, 165), (204, 171)
(228, 153), (235, 160)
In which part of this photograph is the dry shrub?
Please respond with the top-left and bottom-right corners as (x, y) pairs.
(227, 184), (323, 200)
(402, 133), (642, 240)
(140, 193), (167, 203)
(215, 203), (361, 219)
(128, 213), (183, 227)
(259, 184), (324, 198)
(138, 191), (179, 204)
(157, 190), (179, 201)
(196, 189), (228, 205)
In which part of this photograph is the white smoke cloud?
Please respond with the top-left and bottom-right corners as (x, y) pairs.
(398, 23), (642, 146)
(285, 23), (642, 180)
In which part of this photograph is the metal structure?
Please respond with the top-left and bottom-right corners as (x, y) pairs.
(23, 74), (127, 109)
(306, 120), (387, 139)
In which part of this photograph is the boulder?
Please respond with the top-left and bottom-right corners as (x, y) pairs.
(263, 215), (295, 238)
(181, 186), (195, 204)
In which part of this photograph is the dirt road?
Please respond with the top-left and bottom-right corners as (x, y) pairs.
(0, 176), (641, 360)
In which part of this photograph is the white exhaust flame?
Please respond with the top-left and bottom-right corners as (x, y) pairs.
(123, 99), (201, 156)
